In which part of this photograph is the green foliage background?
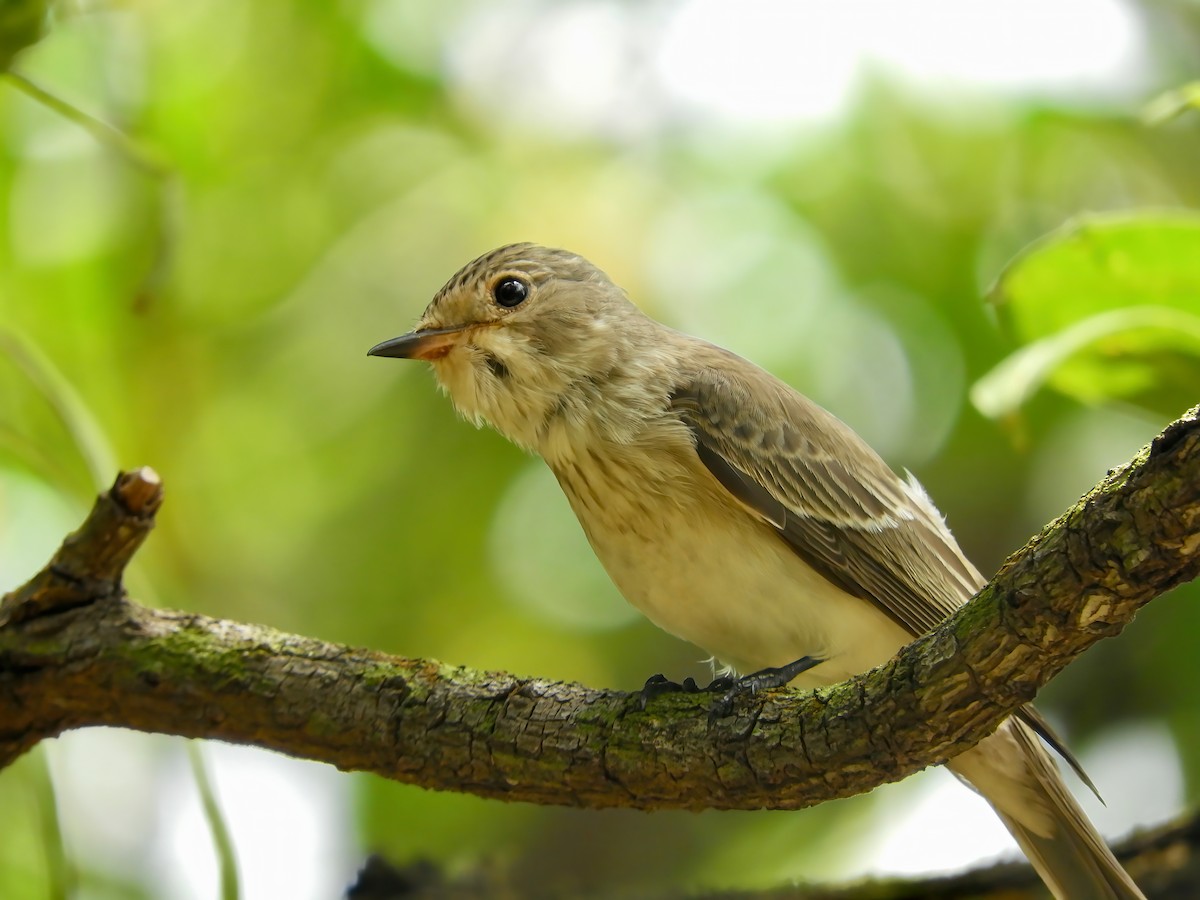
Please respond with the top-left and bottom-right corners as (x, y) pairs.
(1, 1), (1199, 896)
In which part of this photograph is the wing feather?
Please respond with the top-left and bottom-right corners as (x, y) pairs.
(669, 358), (978, 637)
(668, 350), (1095, 793)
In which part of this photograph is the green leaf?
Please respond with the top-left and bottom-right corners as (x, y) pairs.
(1143, 81), (1200, 125)
(975, 211), (1200, 417)
(0, 330), (117, 488)
(971, 306), (1200, 418)
(0, 0), (47, 73)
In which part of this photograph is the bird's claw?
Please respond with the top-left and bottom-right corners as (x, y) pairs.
(638, 673), (678, 709)
(637, 673), (737, 710)
(639, 660), (822, 715)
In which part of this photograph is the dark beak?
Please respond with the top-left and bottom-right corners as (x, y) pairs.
(367, 326), (466, 361)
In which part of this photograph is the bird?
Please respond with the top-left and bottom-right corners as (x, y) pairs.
(368, 242), (1144, 899)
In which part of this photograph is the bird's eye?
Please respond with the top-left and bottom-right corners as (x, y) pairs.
(492, 277), (529, 308)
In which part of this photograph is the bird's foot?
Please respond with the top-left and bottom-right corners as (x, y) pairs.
(709, 656), (824, 720)
(637, 673), (736, 710)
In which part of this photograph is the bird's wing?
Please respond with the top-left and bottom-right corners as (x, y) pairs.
(669, 355), (1099, 792)
(669, 355), (983, 637)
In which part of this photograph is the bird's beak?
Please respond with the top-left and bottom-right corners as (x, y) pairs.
(367, 325), (467, 362)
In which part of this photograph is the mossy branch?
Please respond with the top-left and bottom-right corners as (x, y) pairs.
(1, 409), (1198, 819)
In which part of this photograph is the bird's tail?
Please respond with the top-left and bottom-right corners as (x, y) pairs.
(949, 718), (1144, 899)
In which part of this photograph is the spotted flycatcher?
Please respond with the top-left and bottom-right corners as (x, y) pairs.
(369, 243), (1143, 899)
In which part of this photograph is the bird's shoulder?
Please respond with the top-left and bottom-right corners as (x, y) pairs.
(666, 338), (913, 525)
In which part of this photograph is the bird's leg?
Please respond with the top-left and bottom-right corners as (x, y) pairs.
(709, 656), (824, 720)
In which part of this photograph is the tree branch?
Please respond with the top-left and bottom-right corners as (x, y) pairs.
(1, 407), (1198, 814)
(348, 810), (1200, 899)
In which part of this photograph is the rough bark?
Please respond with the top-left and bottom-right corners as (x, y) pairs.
(1, 407), (1198, 818)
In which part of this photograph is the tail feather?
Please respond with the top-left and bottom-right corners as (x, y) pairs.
(949, 716), (1144, 900)
(1002, 811), (1142, 899)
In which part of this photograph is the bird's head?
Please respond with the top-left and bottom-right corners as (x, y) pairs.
(369, 243), (655, 452)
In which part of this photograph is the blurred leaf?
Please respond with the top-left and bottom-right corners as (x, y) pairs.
(26, 747), (71, 899)
(0, 330), (116, 488)
(3, 2), (1200, 891)
(972, 306), (1200, 419)
(0, 752), (52, 898)
(187, 743), (241, 900)
(4, 72), (170, 177)
(1143, 81), (1200, 125)
(975, 212), (1200, 418)
(0, 0), (47, 72)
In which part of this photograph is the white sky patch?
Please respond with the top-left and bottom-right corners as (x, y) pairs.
(47, 732), (356, 899)
(445, 0), (657, 138)
(863, 722), (1183, 878)
(154, 742), (357, 900)
(444, 0), (1147, 135)
(660, 0), (1145, 123)
(867, 767), (1019, 877)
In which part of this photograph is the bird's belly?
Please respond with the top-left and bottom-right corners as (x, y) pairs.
(563, 466), (912, 684)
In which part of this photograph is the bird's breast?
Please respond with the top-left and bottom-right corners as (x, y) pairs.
(548, 435), (908, 680)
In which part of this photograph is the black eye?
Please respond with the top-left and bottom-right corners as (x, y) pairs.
(493, 277), (529, 308)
